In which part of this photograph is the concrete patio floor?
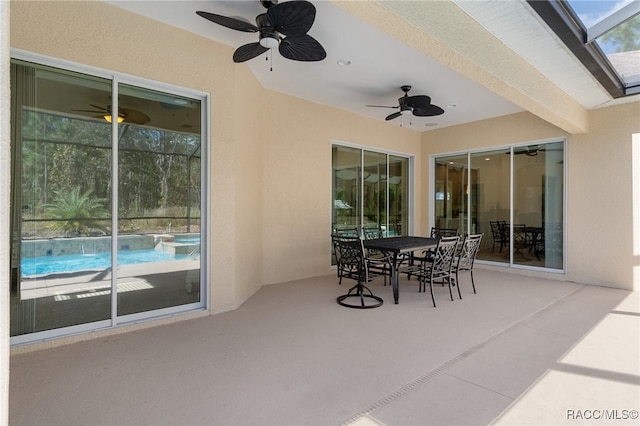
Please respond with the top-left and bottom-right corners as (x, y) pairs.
(9, 268), (640, 425)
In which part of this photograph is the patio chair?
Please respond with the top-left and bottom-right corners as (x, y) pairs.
(490, 221), (507, 253)
(331, 228), (360, 284)
(361, 226), (383, 239)
(430, 227), (458, 238)
(360, 226), (390, 285)
(413, 235), (460, 307)
(512, 224), (529, 260)
(451, 233), (483, 297)
(333, 236), (387, 309)
(404, 227), (459, 279)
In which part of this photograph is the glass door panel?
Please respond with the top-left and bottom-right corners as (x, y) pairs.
(513, 143), (564, 268)
(116, 83), (202, 316)
(471, 150), (511, 263)
(332, 145), (361, 234)
(11, 61), (113, 335)
(388, 155), (408, 236)
(363, 151), (387, 231)
(434, 154), (468, 235)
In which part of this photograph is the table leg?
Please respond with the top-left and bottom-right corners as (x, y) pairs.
(391, 253), (400, 304)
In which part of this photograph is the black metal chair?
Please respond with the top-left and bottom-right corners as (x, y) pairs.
(512, 224), (529, 260)
(406, 227), (458, 275)
(333, 236), (387, 309)
(452, 233), (483, 297)
(361, 226), (383, 240)
(490, 221), (507, 253)
(360, 226), (391, 285)
(414, 235), (459, 307)
(331, 228), (360, 284)
(430, 227), (458, 238)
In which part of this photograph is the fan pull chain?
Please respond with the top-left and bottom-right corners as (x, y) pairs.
(266, 50), (273, 72)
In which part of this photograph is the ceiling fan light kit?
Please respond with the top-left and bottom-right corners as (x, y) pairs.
(104, 114), (125, 124)
(197, 0), (326, 63)
(73, 104), (150, 125)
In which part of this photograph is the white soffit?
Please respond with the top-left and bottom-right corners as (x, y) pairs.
(454, 0), (613, 109)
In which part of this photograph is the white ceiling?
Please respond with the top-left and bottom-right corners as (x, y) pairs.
(105, 0), (622, 132)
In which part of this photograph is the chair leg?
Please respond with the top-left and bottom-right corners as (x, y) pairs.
(429, 278), (436, 307)
(470, 270), (477, 294)
(337, 282), (383, 309)
(455, 271), (462, 299)
(447, 277), (454, 301)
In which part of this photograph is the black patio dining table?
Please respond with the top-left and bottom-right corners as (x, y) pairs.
(363, 236), (439, 304)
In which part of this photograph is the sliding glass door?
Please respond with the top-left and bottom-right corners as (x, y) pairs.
(332, 144), (410, 238)
(10, 57), (206, 342)
(433, 142), (564, 270)
(471, 149), (511, 264)
(512, 142), (564, 269)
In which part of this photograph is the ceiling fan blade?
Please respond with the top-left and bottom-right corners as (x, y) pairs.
(279, 34), (326, 61)
(196, 11), (258, 32)
(121, 108), (150, 125)
(73, 109), (105, 113)
(233, 42), (269, 62)
(366, 105), (400, 109)
(412, 104), (445, 117)
(385, 112), (403, 121)
(267, 0), (316, 36)
(89, 103), (108, 111)
(405, 95), (432, 109)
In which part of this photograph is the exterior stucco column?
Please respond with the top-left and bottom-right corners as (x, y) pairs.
(0, 0), (11, 423)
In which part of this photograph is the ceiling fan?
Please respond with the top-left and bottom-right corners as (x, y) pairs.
(73, 104), (150, 125)
(511, 145), (563, 156)
(367, 85), (445, 121)
(196, 0), (326, 63)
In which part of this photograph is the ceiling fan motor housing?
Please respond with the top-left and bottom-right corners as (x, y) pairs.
(261, 0), (278, 9)
(256, 14), (281, 47)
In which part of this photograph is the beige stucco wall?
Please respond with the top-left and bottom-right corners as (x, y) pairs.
(8, 0), (422, 320)
(7, 0), (638, 356)
(422, 104), (640, 290)
(261, 90), (421, 285)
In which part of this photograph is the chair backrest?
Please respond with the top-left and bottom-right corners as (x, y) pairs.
(489, 221), (501, 238)
(513, 224), (527, 245)
(362, 226), (383, 240)
(333, 227), (359, 238)
(430, 227), (458, 238)
(456, 233), (483, 272)
(331, 235), (366, 282)
(429, 235), (460, 279)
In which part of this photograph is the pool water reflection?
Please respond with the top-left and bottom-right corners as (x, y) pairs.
(21, 249), (193, 277)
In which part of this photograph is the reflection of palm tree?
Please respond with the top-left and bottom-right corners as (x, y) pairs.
(45, 187), (109, 236)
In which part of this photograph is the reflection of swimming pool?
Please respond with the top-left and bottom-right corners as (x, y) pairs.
(174, 236), (200, 244)
(21, 249), (192, 277)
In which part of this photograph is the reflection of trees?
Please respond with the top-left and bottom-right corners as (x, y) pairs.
(22, 111), (201, 238)
(601, 16), (640, 52)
